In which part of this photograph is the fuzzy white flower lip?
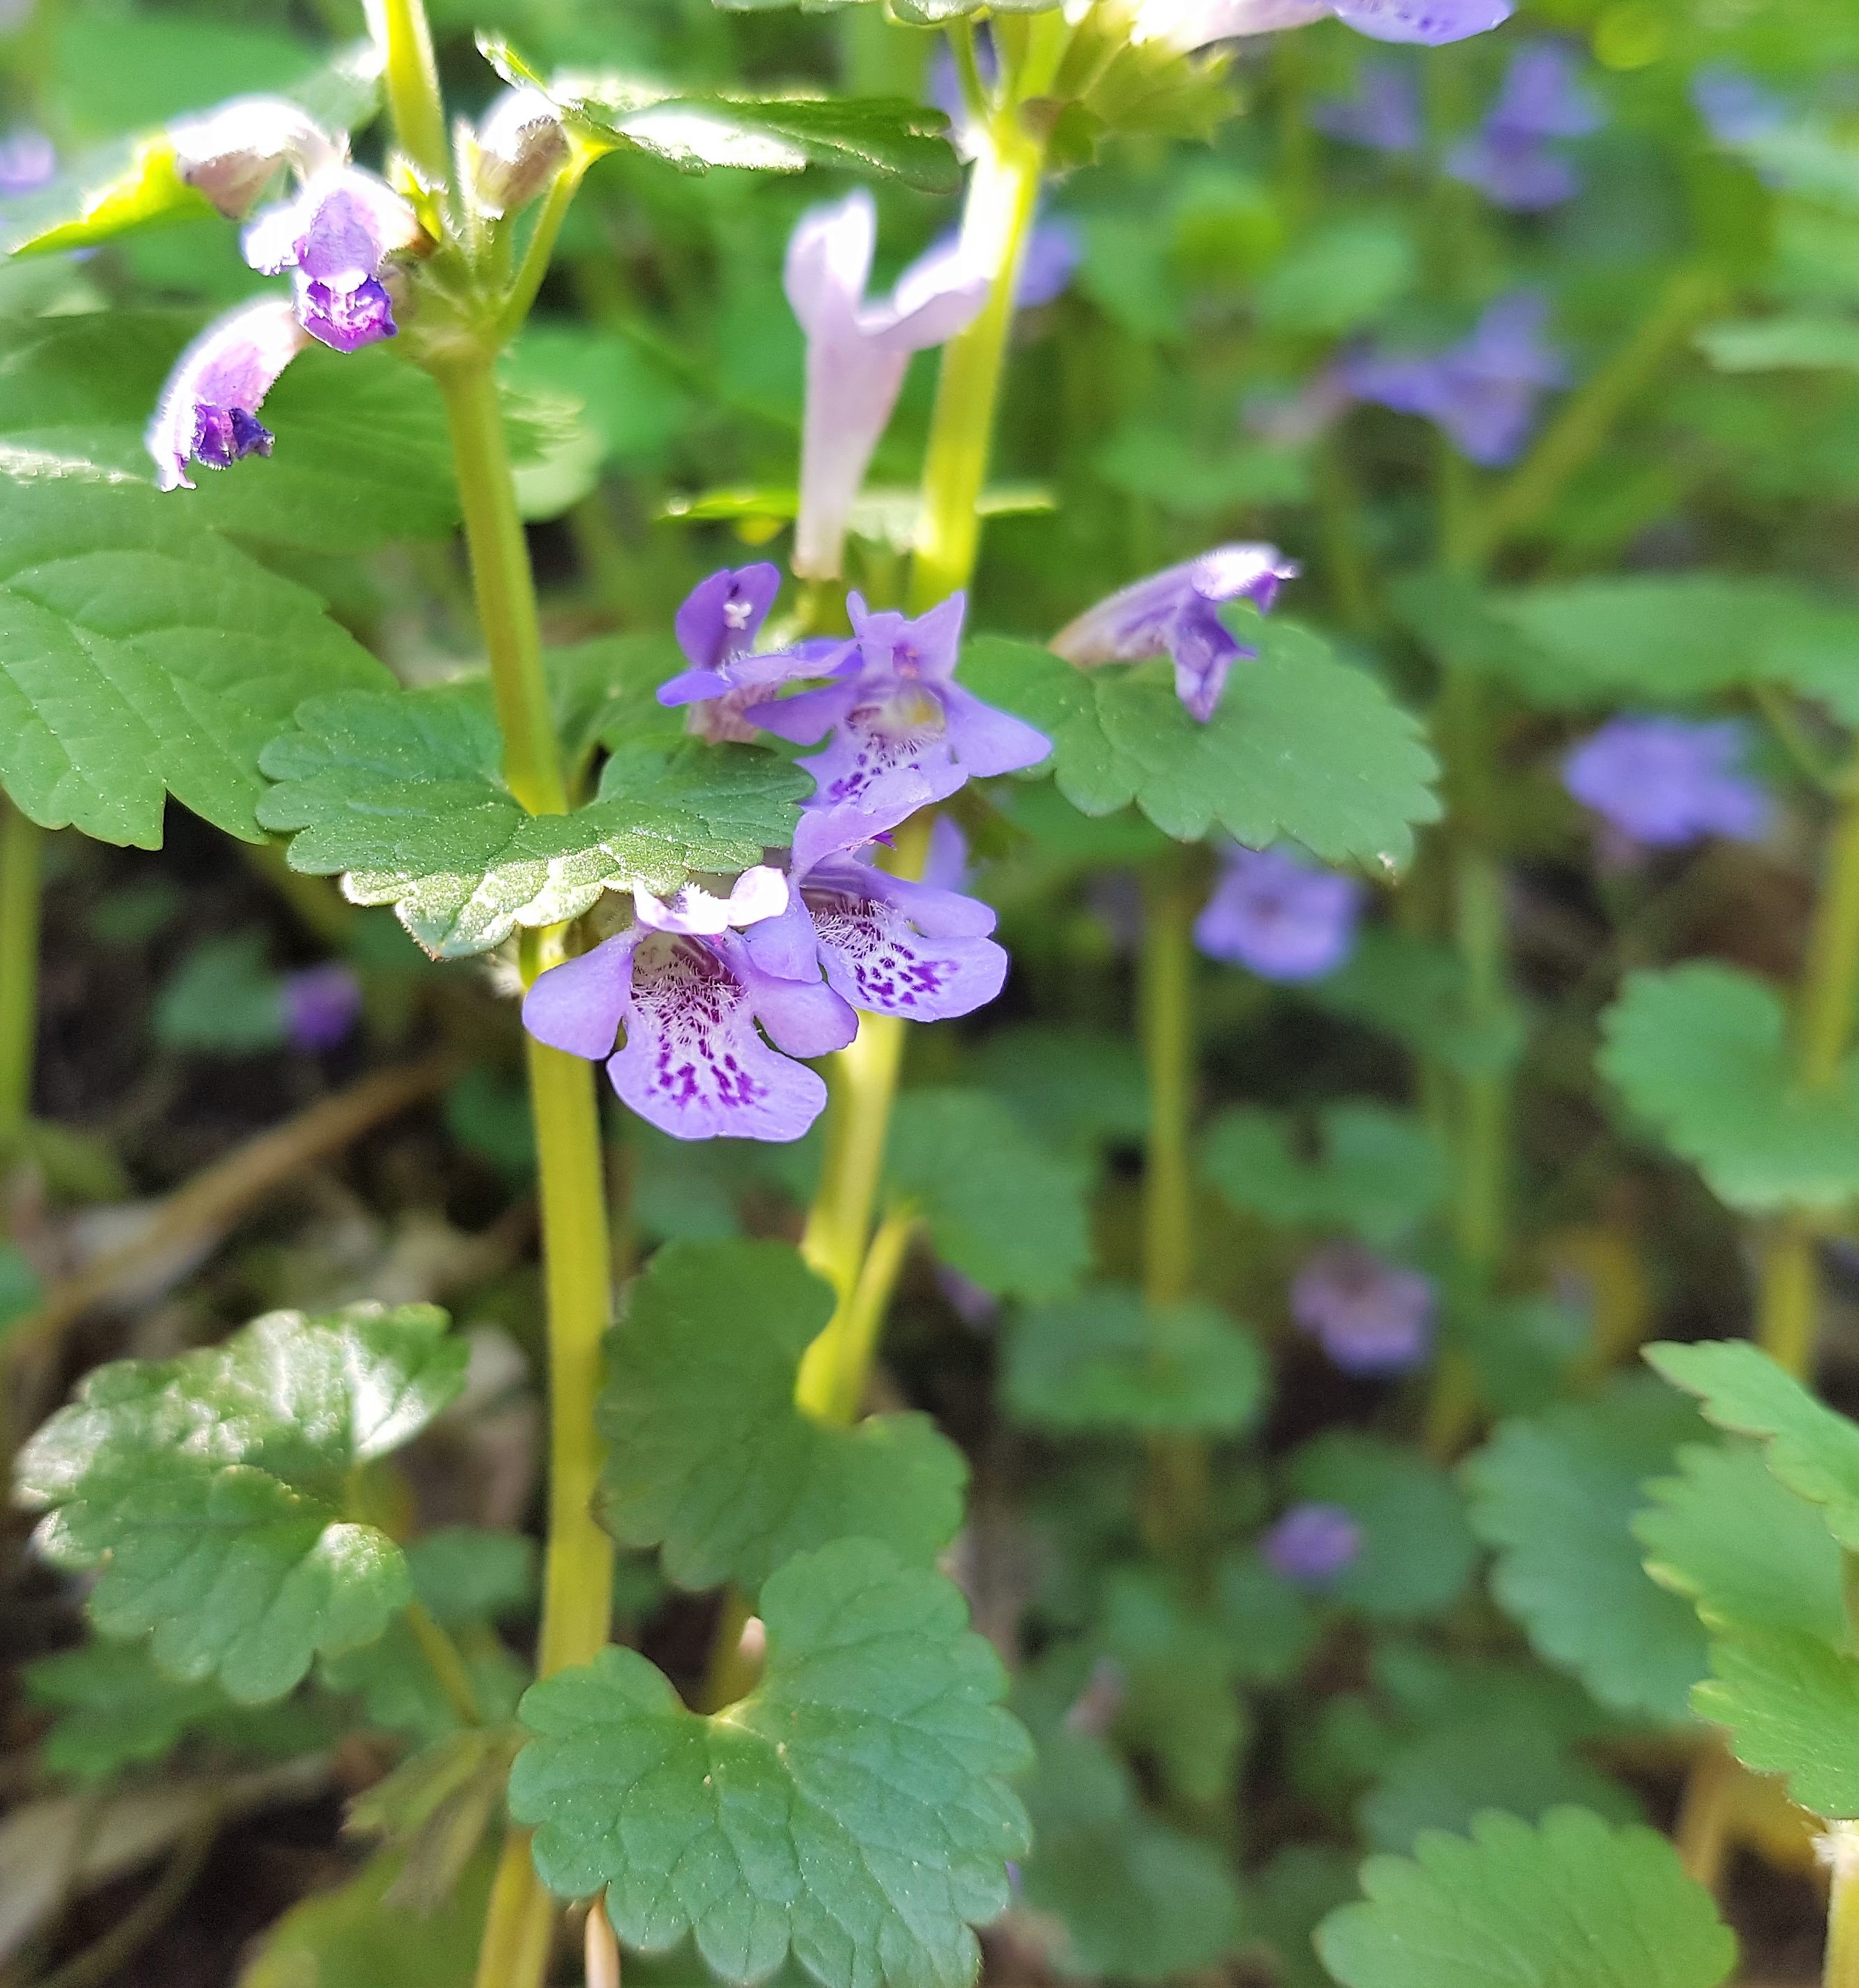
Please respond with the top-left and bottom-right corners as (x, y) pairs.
(168, 96), (345, 218)
(145, 295), (311, 491)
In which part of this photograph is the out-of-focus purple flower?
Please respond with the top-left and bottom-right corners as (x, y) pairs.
(751, 590), (1049, 868)
(1131, 0), (1511, 52)
(1691, 65), (1788, 147)
(282, 962), (363, 1052)
(1311, 64), (1422, 152)
(243, 165), (422, 352)
(1448, 43), (1600, 211)
(1291, 1242), (1436, 1376)
(919, 215), (1080, 311)
(1262, 1502), (1363, 1588)
(146, 296), (311, 491)
(1562, 716), (1770, 850)
(654, 565), (855, 744)
(938, 1263), (1001, 1329)
(1244, 370), (1353, 449)
(0, 126), (56, 196)
(469, 86), (570, 219)
(785, 190), (988, 581)
(168, 97), (342, 219)
(1342, 292), (1567, 467)
(521, 870), (858, 1142)
(1051, 544), (1296, 724)
(1195, 846), (1363, 982)
(920, 814), (973, 894)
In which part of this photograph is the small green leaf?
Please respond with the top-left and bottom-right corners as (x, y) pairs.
(153, 934), (286, 1053)
(15, 1303), (465, 1702)
(968, 1025), (1149, 1152)
(959, 623), (1440, 866)
(598, 1240), (966, 1594)
(347, 1725), (524, 1913)
(1246, 1845), (1359, 1988)
(1600, 963), (1859, 1213)
(1287, 1435), (1476, 1623)
(1463, 1380), (1707, 1722)
(1693, 1625), (1859, 1818)
(510, 1539), (1032, 1988)
(1253, 217), (1416, 336)
(13, 138), (213, 255)
(1315, 1806), (1737, 1988)
(1646, 1337), (1859, 1551)
(1005, 1286), (1267, 1435)
(257, 688), (807, 957)
(1203, 1102), (1448, 1245)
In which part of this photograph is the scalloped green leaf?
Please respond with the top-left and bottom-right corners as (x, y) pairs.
(597, 1240), (967, 1594)
(1203, 1101), (1449, 1245)
(15, 1303), (465, 1702)
(958, 622), (1439, 865)
(256, 688), (808, 957)
(1694, 1625), (1859, 1818)
(509, 1539), (1032, 1988)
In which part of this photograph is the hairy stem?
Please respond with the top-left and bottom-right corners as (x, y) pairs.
(0, 796), (42, 1166)
(370, 0), (450, 187)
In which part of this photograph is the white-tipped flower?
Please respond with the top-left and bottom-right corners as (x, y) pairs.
(168, 96), (344, 219)
(145, 295), (311, 491)
(468, 86), (571, 218)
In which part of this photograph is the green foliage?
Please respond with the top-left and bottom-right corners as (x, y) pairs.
(967, 1025), (1149, 1152)
(1695, 1626), (1859, 1819)
(257, 689), (807, 957)
(347, 1725), (526, 1913)
(1202, 1102), (1449, 1245)
(154, 934), (287, 1052)
(1310, 930), (1527, 1079)
(1253, 217), (1417, 336)
(15, 1303), (466, 1702)
(1463, 1381), (1707, 1722)
(510, 1539), (1032, 1988)
(960, 623), (1440, 866)
(1699, 316), (1859, 372)
(1285, 1435), (1476, 1623)
(598, 1240), (967, 1592)
(1315, 1808), (1737, 1988)
(1004, 1286), (1267, 1435)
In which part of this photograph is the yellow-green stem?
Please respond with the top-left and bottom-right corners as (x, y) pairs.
(1140, 864), (1197, 1312)
(1829, 1822), (1859, 1988)
(1453, 843), (1509, 1286)
(475, 1831), (556, 1988)
(370, 0), (450, 186)
(406, 1598), (483, 1726)
(0, 797), (42, 1165)
(809, 1207), (920, 1425)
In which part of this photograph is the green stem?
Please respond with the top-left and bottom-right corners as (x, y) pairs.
(1830, 1822), (1859, 1988)
(370, 0), (451, 187)
(1452, 842), (1509, 1288)
(801, 1206), (920, 1426)
(495, 159), (588, 346)
(1140, 862), (1196, 1312)
(406, 1597), (483, 1726)
(0, 797), (42, 1165)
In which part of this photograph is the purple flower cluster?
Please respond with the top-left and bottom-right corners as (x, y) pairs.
(1291, 1242), (1435, 1375)
(1447, 42), (1600, 212)
(1561, 716), (1770, 852)
(523, 568), (1049, 1142)
(1133, 0), (1511, 53)
(1312, 64), (1422, 154)
(282, 963), (363, 1052)
(1195, 846), (1363, 982)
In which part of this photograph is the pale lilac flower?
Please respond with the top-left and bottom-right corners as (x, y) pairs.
(1051, 544), (1296, 724)
(1343, 292), (1567, 467)
(146, 295), (311, 491)
(630, 864), (792, 937)
(1262, 1502), (1362, 1587)
(1311, 64), (1422, 152)
(916, 215), (1080, 310)
(0, 126), (56, 196)
(168, 96), (342, 219)
(1447, 43), (1600, 211)
(243, 165), (422, 353)
(785, 190), (988, 580)
(1562, 716), (1770, 850)
(282, 963), (363, 1052)
(1131, 0), (1511, 53)
(1691, 66), (1788, 147)
(469, 87), (570, 218)
(1291, 1242), (1435, 1376)
(656, 565), (853, 744)
(1195, 846), (1363, 982)
(920, 814), (974, 893)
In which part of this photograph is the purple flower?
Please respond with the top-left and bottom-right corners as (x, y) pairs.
(282, 963), (363, 1052)
(1262, 1502), (1363, 1588)
(1290, 1242), (1436, 1376)
(1132, 0), (1511, 52)
(1562, 716), (1770, 850)
(243, 165), (422, 352)
(1691, 65), (1788, 147)
(1052, 544), (1296, 725)
(145, 296), (311, 491)
(1343, 292), (1567, 467)
(938, 1263), (1001, 1328)
(654, 565), (854, 744)
(168, 96), (342, 219)
(1311, 64), (1422, 153)
(916, 215), (1080, 311)
(785, 190), (988, 580)
(1447, 43), (1600, 211)
(1194, 846), (1363, 982)
(469, 87), (570, 219)
(920, 814), (974, 893)
(0, 126), (57, 196)
(521, 869), (858, 1142)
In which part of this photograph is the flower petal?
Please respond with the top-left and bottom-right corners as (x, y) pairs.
(1331, 0), (1512, 42)
(521, 932), (639, 1060)
(632, 865), (790, 936)
(145, 296), (310, 491)
(801, 861), (1007, 1021)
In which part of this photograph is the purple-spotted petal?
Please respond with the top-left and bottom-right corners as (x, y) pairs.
(800, 859), (1007, 1021)
(295, 272), (397, 352)
(521, 932), (639, 1061)
(146, 295), (311, 492)
(1331, 0), (1512, 43)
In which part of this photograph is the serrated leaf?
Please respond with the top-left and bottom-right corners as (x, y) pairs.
(1315, 1806), (1737, 1988)
(1287, 1435), (1476, 1623)
(1699, 316), (1859, 372)
(885, 1090), (1090, 1300)
(15, 1303), (465, 1702)
(1645, 1337), (1859, 1551)
(1693, 1625), (1859, 1818)
(1203, 1102), (1448, 1245)
(1004, 1286), (1266, 1435)
(961, 624), (1438, 866)
(598, 1240), (966, 1594)
(0, 475), (389, 848)
(1463, 1380), (1707, 1723)
(256, 688), (808, 957)
(510, 1539), (1032, 1988)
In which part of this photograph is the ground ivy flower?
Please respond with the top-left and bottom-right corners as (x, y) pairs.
(1262, 1502), (1363, 1587)
(1311, 64), (1422, 152)
(785, 189), (988, 581)
(146, 295), (311, 491)
(1561, 716), (1770, 851)
(1132, 0), (1511, 53)
(0, 126), (57, 196)
(1343, 292), (1566, 467)
(1447, 43), (1600, 211)
(168, 96), (342, 219)
(468, 86), (570, 219)
(1052, 544), (1296, 724)
(282, 963), (363, 1052)
(243, 164), (423, 353)
(1291, 1242), (1436, 1376)
(1692, 65), (1788, 146)
(1194, 846), (1363, 982)
(656, 565), (854, 744)
(915, 215), (1082, 311)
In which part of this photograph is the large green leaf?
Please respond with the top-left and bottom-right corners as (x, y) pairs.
(1315, 1807), (1737, 1988)
(1600, 963), (1859, 1214)
(0, 474), (389, 847)
(598, 1240), (967, 1594)
(509, 1539), (1032, 1988)
(1203, 1102), (1449, 1245)
(1694, 1625), (1859, 1819)
(15, 1304), (465, 1702)
(257, 688), (808, 957)
(959, 623), (1440, 866)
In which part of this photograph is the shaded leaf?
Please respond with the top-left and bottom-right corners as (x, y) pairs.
(1287, 1435), (1475, 1624)
(1203, 1102), (1448, 1245)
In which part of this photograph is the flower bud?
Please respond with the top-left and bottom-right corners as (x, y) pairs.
(168, 96), (343, 219)
(468, 87), (570, 219)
